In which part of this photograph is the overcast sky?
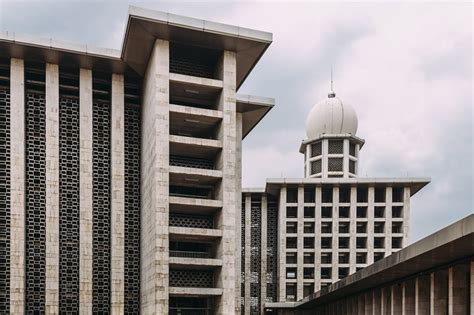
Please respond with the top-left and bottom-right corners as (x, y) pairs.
(1, 0), (472, 242)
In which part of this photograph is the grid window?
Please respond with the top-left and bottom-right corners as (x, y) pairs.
(321, 207), (332, 219)
(304, 237), (315, 249)
(374, 222), (385, 234)
(392, 187), (404, 202)
(339, 207), (350, 218)
(311, 141), (322, 157)
(286, 222), (297, 234)
(311, 160), (322, 175)
(328, 158), (343, 172)
(356, 253), (367, 264)
(303, 284), (314, 298)
(321, 268), (332, 279)
(304, 222), (315, 233)
(321, 237), (332, 249)
(338, 237), (349, 249)
(304, 187), (315, 202)
(328, 140), (343, 154)
(321, 253), (332, 264)
(356, 237), (367, 249)
(304, 253), (314, 264)
(286, 207), (297, 218)
(322, 186), (333, 203)
(321, 222), (332, 234)
(339, 222), (349, 234)
(375, 187), (386, 202)
(339, 186), (351, 203)
(392, 206), (403, 218)
(392, 222), (403, 233)
(286, 237), (297, 249)
(338, 267), (349, 279)
(374, 207), (385, 218)
(392, 237), (403, 249)
(349, 160), (356, 174)
(286, 268), (297, 279)
(374, 237), (385, 249)
(349, 143), (356, 156)
(357, 207), (367, 218)
(304, 207), (315, 218)
(374, 253), (385, 262)
(338, 253), (349, 264)
(286, 253), (297, 264)
(356, 222), (367, 233)
(357, 187), (368, 202)
(303, 268), (314, 279)
(286, 284), (296, 301)
(286, 187), (298, 203)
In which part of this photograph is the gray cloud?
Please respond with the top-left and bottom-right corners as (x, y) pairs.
(1, 0), (471, 242)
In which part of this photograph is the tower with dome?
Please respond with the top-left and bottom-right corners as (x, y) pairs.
(240, 88), (430, 313)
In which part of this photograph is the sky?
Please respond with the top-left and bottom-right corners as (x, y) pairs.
(1, 0), (472, 242)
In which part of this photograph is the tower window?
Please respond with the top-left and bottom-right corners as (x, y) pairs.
(349, 160), (356, 174)
(328, 140), (343, 154)
(349, 143), (356, 156)
(328, 158), (343, 172)
(311, 160), (322, 175)
(311, 141), (322, 157)
(375, 187), (386, 202)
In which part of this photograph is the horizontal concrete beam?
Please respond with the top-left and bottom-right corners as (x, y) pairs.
(169, 226), (222, 240)
(169, 73), (223, 89)
(169, 104), (223, 119)
(169, 287), (223, 296)
(169, 257), (223, 268)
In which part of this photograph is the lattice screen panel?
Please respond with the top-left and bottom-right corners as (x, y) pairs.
(266, 198), (278, 303)
(92, 100), (111, 314)
(124, 104), (141, 314)
(170, 270), (214, 288)
(170, 43), (219, 79)
(0, 88), (10, 313)
(328, 140), (343, 154)
(169, 213), (214, 229)
(250, 198), (262, 314)
(25, 92), (46, 313)
(311, 141), (322, 157)
(328, 158), (343, 172)
(59, 97), (80, 313)
(311, 159), (322, 175)
(170, 155), (214, 170)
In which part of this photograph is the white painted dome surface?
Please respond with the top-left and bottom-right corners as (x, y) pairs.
(305, 95), (358, 139)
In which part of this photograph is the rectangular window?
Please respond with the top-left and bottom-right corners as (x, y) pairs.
(311, 141), (322, 157)
(339, 186), (351, 203)
(286, 207), (297, 218)
(304, 207), (315, 218)
(357, 187), (368, 202)
(357, 207), (367, 218)
(328, 158), (343, 172)
(321, 222), (332, 233)
(311, 160), (322, 175)
(322, 186), (333, 203)
(286, 187), (298, 203)
(321, 253), (332, 264)
(304, 187), (315, 202)
(328, 140), (343, 154)
(375, 187), (386, 202)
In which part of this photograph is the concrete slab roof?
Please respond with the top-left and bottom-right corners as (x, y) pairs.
(263, 177), (430, 196)
(237, 94), (274, 139)
(0, 6), (273, 89)
(123, 6), (272, 88)
(266, 214), (474, 310)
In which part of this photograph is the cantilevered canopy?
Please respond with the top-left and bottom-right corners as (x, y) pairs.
(122, 6), (272, 88)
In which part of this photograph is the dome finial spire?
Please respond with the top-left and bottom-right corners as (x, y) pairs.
(328, 66), (336, 98)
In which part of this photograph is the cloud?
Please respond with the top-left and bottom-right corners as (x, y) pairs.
(1, 0), (471, 241)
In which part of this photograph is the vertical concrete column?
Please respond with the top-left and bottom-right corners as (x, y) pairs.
(296, 186), (304, 300)
(45, 63), (60, 314)
(402, 279), (415, 315)
(314, 186), (322, 291)
(235, 112), (243, 314)
(215, 50), (237, 314)
(349, 186), (357, 274)
(385, 187), (393, 255)
(470, 262), (474, 315)
(373, 289), (382, 314)
(331, 186), (339, 281)
(367, 187), (375, 264)
(365, 291), (374, 315)
(244, 195), (251, 314)
(79, 68), (93, 314)
(343, 139), (350, 178)
(448, 264), (468, 315)
(430, 269), (448, 315)
(415, 274), (430, 315)
(357, 294), (365, 315)
(110, 74), (124, 313)
(355, 143), (360, 175)
(382, 287), (392, 315)
(278, 187), (287, 301)
(391, 284), (402, 315)
(140, 39), (169, 314)
(322, 139), (328, 178)
(10, 58), (25, 314)
(260, 195), (268, 314)
(402, 187), (410, 246)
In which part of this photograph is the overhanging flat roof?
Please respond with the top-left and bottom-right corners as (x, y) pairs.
(237, 94), (274, 139)
(267, 214), (474, 310)
(123, 6), (272, 88)
(264, 177), (430, 196)
(0, 6), (273, 90)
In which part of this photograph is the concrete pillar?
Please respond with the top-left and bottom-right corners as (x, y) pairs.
(365, 291), (374, 315)
(430, 269), (448, 315)
(322, 139), (328, 178)
(261, 195), (268, 314)
(314, 186), (321, 291)
(343, 138), (349, 178)
(373, 288), (382, 314)
(296, 186), (304, 300)
(357, 294), (365, 315)
(278, 187), (287, 301)
(140, 38), (169, 314)
(235, 112), (243, 314)
(110, 74), (125, 313)
(331, 186), (339, 281)
(385, 187), (393, 255)
(448, 264), (469, 315)
(415, 274), (430, 315)
(391, 284), (402, 315)
(244, 195), (251, 314)
(79, 68), (93, 314)
(402, 279), (415, 315)
(367, 187), (375, 264)
(382, 287), (391, 315)
(45, 63), (60, 314)
(215, 50), (237, 314)
(402, 187), (410, 246)
(10, 58), (25, 314)
(349, 186), (357, 274)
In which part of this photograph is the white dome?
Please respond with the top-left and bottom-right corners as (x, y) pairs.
(305, 94), (358, 139)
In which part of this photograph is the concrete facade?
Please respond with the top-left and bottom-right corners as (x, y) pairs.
(0, 6), (273, 315)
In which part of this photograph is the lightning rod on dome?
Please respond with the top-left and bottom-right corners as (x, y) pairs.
(329, 66), (336, 98)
